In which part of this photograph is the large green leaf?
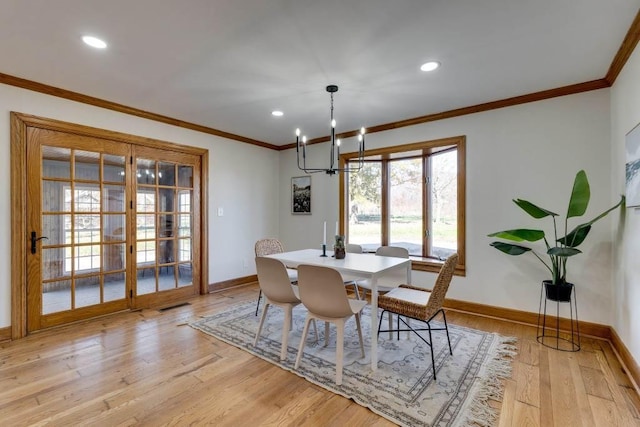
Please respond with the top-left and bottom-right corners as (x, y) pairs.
(513, 199), (558, 219)
(487, 229), (545, 242)
(490, 242), (532, 255)
(584, 195), (625, 226)
(547, 247), (582, 257)
(567, 170), (590, 218)
(559, 195), (625, 247)
(558, 224), (591, 247)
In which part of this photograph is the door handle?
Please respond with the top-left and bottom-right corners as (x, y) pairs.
(30, 231), (48, 254)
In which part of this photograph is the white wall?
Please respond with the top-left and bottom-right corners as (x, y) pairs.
(0, 83), (280, 327)
(611, 45), (640, 364)
(279, 89), (617, 325)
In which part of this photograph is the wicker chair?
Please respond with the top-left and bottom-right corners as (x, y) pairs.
(377, 253), (458, 380)
(254, 238), (298, 315)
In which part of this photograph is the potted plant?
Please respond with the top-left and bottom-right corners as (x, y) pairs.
(488, 170), (624, 302)
(334, 235), (346, 259)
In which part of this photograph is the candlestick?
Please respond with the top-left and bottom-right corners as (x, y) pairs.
(323, 221), (326, 245)
(335, 221), (338, 236)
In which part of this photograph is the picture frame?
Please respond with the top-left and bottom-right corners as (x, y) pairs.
(625, 122), (640, 208)
(291, 175), (311, 214)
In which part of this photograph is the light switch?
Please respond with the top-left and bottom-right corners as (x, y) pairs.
(217, 207), (224, 216)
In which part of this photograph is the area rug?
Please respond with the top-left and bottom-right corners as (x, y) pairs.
(190, 302), (516, 427)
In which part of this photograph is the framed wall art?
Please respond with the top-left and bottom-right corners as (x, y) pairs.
(626, 122), (640, 208)
(292, 175), (311, 214)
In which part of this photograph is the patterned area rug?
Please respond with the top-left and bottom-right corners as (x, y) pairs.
(190, 302), (516, 427)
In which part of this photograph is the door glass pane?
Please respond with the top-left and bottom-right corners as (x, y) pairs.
(42, 146), (71, 179)
(137, 240), (156, 263)
(42, 247), (67, 281)
(137, 189), (155, 212)
(43, 214), (69, 246)
(137, 159), (156, 185)
(178, 166), (193, 187)
(104, 272), (126, 302)
(103, 243), (125, 272)
(158, 162), (175, 186)
(74, 215), (100, 244)
(389, 158), (423, 256)
(178, 190), (192, 212)
(159, 188), (175, 213)
(347, 161), (381, 252)
(178, 214), (191, 237)
(429, 150), (458, 259)
(178, 238), (191, 261)
(159, 240), (174, 264)
(137, 268), (156, 295)
(74, 185), (101, 212)
(178, 263), (192, 287)
(103, 214), (125, 241)
(75, 244), (101, 271)
(137, 214), (155, 239)
(76, 276), (101, 308)
(159, 267), (176, 291)
(43, 181), (68, 211)
(75, 150), (100, 181)
(42, 279), (72, 314)
(103, 154), (125, 182)
(103, 185), (125, 212)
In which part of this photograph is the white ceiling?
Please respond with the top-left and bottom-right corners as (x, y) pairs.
(1, 0), (638, 146)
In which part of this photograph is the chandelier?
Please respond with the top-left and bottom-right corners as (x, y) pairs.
(296, 85), (365, 175)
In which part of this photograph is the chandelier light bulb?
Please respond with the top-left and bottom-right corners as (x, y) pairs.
(295, 128), (300, 136)
(336, 139), (341, 147)
(360, 127), (366, 135)
(358, 134), (363, 141)
(302, 136), (307, 144)
(331, 119), (336, 128)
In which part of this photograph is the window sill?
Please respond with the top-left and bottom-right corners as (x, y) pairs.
(409, 257), (466, 277)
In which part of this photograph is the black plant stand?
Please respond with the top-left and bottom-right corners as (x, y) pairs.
(536, 281), (580, 351)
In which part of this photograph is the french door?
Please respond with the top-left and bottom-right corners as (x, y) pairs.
(25, 127), (201, 331)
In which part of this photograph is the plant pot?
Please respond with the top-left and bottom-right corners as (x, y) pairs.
(334, 247), (346, 259)
(543, 280), (573, 302)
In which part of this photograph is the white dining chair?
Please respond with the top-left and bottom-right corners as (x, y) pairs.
(355, 246), (409, 300)
(294, 264), (366, 385)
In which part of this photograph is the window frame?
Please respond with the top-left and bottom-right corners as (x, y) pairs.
(339, 135), (466, 276)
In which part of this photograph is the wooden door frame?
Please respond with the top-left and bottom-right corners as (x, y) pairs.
(10, 112), (209, 339)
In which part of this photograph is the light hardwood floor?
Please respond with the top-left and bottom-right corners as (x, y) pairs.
(1, 284), (639, 426)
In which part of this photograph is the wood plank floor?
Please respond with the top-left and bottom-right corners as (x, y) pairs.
(1, 285), (639, 426)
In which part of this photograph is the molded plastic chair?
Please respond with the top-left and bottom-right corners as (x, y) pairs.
(355, 246), (409, 300)
(377, 253), (458, 380)
(253, 257), (309, 361)
(345, 243), (363, 254)
(254, 238), (298, 315)
(294, 264), (366, 385)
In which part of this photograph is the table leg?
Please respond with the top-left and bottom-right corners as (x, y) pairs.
(370, 275), (378, 370)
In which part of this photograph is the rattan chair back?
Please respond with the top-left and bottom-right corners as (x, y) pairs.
(425, 253), (458, 317)
(255, 238), (285, 257)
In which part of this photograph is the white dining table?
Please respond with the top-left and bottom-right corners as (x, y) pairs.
(265, 248), (411, 370)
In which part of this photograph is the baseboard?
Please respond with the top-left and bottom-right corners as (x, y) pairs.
(609, 327), (640, 392)
(443, 297), (611, 340)
(208, 274), (258, 293)
(0, 326), (11, 342)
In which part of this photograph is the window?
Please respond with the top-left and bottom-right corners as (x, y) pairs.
(340, 136), (465, 274)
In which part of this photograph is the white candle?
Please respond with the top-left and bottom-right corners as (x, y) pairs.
(323, 221), (326, 245)
(335, 221), (338, 236)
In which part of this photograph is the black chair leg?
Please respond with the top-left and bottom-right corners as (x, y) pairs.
(255, 289), (262, 316)
(427, 323), (436, 380)
(441, 309), (453, 355)
(377, 309), (386, 337)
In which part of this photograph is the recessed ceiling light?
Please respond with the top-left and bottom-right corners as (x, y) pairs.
(272, 110), (284, 117)
(420, 61), (440, 72)
(82, 36), (107, 49)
